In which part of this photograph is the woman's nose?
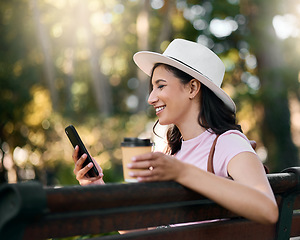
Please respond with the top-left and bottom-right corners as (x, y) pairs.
(148, 90), (158, 105)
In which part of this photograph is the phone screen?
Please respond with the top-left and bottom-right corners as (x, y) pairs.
(65, 125), (99, 178)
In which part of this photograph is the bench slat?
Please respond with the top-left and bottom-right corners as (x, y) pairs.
(23, 199), (237, 239)
(91, 219), (276, 240)
(1, 168), (300, 240)
(290, 213), (300, 237)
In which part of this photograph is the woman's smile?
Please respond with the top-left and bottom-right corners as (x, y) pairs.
(155, 105), (166, 114)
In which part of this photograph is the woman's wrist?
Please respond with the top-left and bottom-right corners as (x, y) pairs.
(175, 161), (192, 184)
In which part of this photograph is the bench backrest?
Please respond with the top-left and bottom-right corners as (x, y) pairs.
(0, 167), (299, 240)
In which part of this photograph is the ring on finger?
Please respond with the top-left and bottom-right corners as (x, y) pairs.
(149, 166), (154, 171)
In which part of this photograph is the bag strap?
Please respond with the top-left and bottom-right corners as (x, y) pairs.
(207, 135), (267, 174)
(207, 135), (220, 174)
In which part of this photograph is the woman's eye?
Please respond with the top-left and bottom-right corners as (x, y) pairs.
(158, 85), (165, 89)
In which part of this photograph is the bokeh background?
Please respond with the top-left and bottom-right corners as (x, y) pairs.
(1, 0), (300, 186)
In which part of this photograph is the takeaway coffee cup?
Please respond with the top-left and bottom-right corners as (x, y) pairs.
(121, 138), (153, 182)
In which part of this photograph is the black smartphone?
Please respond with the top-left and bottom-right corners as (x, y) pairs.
(65, 125), (99, 178)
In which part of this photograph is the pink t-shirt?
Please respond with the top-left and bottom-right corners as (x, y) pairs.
(175, 129), (256, 177)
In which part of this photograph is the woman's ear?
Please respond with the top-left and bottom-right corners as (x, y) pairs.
(189, 79), (201, 99)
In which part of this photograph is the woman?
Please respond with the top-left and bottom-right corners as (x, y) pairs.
(73, 39), (278, 224)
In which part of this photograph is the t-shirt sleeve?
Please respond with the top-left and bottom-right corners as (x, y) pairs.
(213, 131), (257, 177)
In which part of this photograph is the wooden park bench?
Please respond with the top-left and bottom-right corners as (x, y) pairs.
(0, 167), (299, 240)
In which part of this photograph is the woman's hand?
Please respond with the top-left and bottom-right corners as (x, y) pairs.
(127, 152), (185, 182)
(73, 145), (104, 186)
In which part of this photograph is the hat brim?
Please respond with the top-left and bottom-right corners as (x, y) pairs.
(133, 51), (236, 112)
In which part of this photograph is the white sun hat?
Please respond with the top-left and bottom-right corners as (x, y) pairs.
(133, 39), (236, 112)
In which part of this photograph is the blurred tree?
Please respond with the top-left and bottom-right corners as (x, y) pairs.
(136, 0), (151, 112)
(0, 0), (299, 186)
(78, 1), (113, 115)
(0, 0), (38, 183)
(31, 0), (59, 110)
(155, 0), (175, 50)
(242, 0), (299, 171)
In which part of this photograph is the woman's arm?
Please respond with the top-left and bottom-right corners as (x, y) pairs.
(129, 151), (278, 224)
(177, 152), (278, 224)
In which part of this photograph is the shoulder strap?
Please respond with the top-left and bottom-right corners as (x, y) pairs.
(207, 135), (220, 174)
(207, 136), (268, 174)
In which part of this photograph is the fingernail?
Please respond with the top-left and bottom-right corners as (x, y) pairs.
(127, 163), (133, 168)
(99, 173), (104, 177)
(88, 162), (93, 168)
(131, 157), (136, 161)
(129, 172), (134, 177)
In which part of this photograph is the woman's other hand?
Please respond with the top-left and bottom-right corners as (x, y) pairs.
(128, 152), (185, 182)
(73, 145), (104, 186)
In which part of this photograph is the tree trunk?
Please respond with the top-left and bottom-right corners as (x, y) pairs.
(243, 0), (298, 171)
(63, 2), (76, 114)
(136, 0), (151, 112)
(31, 0), (58, 110)
(156, 0), (174, 51)
(63, 48), (75, 114)
(78, 2), (113, 116)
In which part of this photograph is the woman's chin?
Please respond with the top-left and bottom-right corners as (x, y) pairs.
(158, 119), (171, 126)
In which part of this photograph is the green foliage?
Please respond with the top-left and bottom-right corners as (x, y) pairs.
(0, 0), (299, 186)
(0, 1), (299, 239)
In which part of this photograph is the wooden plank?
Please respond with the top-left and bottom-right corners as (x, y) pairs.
(44, 174), (299, 214)
(290, 213), (300, 237)
(2, 170), (298, 240)
(93, 219), (276, 240)
(23, 200), (236, 239)
(23, 172), (300, 240)
(294, 195), (300, 209)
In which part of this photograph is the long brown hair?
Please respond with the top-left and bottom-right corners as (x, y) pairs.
(150, 63), (242, 155)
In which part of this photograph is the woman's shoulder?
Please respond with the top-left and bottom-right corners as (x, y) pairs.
(213, 130), (256, 177)
(215, 130), (255, 156)
(219, 130), (250, 143)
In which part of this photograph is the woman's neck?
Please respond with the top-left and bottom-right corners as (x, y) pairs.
(175, 96), (205, 141)
(177, 122), (206, 141)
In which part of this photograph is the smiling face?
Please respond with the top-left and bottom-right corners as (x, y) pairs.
(148, 65), (200, 127)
